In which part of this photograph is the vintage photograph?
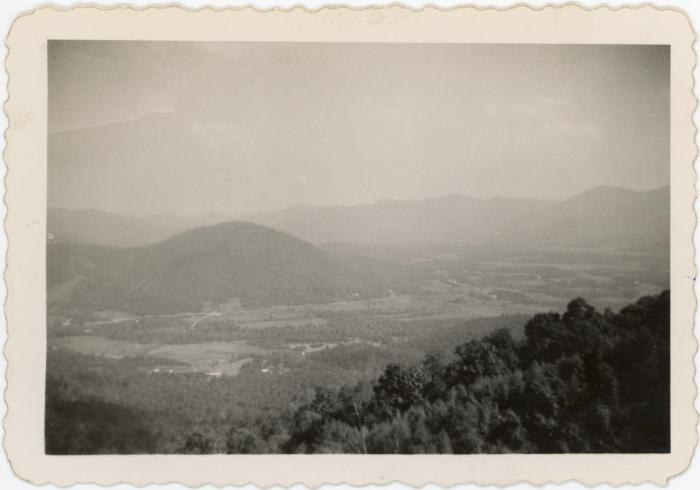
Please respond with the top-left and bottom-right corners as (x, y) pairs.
(44, 40), (672, 455)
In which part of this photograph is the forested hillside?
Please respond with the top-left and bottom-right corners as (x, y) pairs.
(220, 290), (670, 454)
(47, 221), (414, 314)
(46, 290), (669, 454)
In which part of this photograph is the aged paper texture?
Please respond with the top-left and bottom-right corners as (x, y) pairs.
(3, 4), (698, 487)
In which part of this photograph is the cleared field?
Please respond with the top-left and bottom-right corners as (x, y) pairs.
(396, 301), (547, 322)
(51, 336), (153, 359)
(150, 341), (270, 376)
(236, 317), (328, 329)
(51, 337), (272, 376)
(148, 341), (267, 364)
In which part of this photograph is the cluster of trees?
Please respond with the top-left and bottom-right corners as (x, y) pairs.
(215, 291), (669, 454)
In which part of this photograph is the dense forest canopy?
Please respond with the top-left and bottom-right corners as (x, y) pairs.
(46, 290), (669, 454)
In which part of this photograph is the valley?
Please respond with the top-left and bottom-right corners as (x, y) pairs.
(48, 233), (667, 377)
(44, 186), (670, 454)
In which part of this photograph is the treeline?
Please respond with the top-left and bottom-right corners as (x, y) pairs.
(205, 290), (669, 454)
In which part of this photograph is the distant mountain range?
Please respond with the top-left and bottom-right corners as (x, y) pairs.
(48, 222), (412, 315)
(244, 185), (669, 251)
(48, 208), (233, 248)
(47, 185), (669, 315)
(49, 185), (669, 252)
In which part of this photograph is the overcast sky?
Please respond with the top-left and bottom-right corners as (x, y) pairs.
(48, 41), (669, 217)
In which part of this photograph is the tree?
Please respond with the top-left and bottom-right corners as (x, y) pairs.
(524, 312), (562, 363)
(227, 428), (263, 454)
(182, 429), (215, 454)
(285, 387), (340, 453)
(484, 328), (520, 370)
(448, 339), (509, 387)
(371, 364), (427, 420)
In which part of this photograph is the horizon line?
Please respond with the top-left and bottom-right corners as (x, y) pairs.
(48, 183), (670, 221)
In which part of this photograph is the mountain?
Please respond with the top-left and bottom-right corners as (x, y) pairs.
(537, 185), (670, 252)
(47, 222), (412, 315)
(50, 185), (669, 253)
(243, 185), (670, 252)
(47, 208), (233, 247)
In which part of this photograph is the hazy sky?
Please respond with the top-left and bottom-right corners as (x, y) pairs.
(48, 41), (669, 217)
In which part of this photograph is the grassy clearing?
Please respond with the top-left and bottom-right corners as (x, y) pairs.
(51, 337), (272, 376)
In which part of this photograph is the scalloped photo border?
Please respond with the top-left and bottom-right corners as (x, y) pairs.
(3, 4), (697, 487)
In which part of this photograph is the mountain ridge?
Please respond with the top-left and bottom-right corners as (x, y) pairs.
(242, 185), (669, 249)
(48, 184), (669, 250)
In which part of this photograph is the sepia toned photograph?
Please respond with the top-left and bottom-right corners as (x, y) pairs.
(4, 5), (698, 487)
(45, 40), (672, 455)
